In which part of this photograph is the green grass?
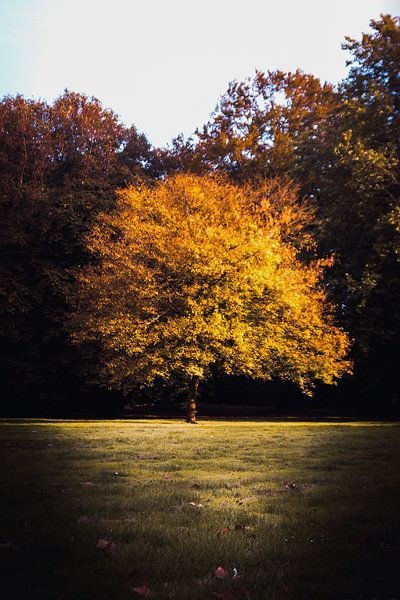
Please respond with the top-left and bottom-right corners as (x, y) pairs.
(0, 419), (399, 599)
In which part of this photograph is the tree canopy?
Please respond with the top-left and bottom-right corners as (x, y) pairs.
(72, 174), (351, 418)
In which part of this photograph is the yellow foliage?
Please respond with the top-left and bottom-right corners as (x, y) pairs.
(72, 174), (352, 394)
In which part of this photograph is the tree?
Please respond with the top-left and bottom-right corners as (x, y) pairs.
(0, 95), (55, 403)
(0, 91), (157, 411)
(310, 15), (400, 407)
(72, 174), (351, 421)
(50, 90), (127, 189)
(193, 70), (338, 188)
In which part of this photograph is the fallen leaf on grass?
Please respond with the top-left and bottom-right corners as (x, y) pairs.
(81, 481), (96, 487)
(132, 583), (159, 598)
(96, 539), (116, 556)
(214, 566), (227, 578)
(220, 524), (246, 536)
(379, 542), (400, 551)
(0, 541), (14, 550)
(220, 527), (232, 535)
(75, 516), (91, 524)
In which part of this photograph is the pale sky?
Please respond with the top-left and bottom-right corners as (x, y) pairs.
(0, 0), (398, 147)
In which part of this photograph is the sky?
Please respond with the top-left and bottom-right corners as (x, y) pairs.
(0, 0), (398, 147)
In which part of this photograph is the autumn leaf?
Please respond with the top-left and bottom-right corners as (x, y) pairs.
(214, 566), (227, 578)
(96, 538), (116, 555)
(220, 527), (232, 535)
(75, 515), (91, 524)
(132, 583), (159, 598)
(0, 541), (14, 550)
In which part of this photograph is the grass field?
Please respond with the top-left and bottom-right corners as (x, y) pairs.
(0, 419), (399, 600)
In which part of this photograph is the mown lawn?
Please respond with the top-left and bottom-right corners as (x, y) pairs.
(0, 419), (399, 599)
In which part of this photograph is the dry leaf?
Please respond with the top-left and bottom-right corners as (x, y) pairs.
(75, 516), (91, 524)
(96, 538), (116, 556)
(132, 583), (159, 598)
(221, 527), (232, 535)
(214, 566), (227, 579)
(379, 542), (400, 551)
(0, 541), (14, 550)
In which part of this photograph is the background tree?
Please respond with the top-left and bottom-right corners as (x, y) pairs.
(312, 14), (400, 407)
(72, 174), (351, 421)
(191, 70), (338, 188)
(0, 91), (157, 413)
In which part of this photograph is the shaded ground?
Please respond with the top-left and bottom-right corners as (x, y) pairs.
(0, 419), (399, 599)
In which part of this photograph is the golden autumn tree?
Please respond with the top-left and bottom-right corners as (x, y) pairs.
(72, 174), (351, 422)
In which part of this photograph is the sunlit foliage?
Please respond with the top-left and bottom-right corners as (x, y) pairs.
(72, 174), (351, 398)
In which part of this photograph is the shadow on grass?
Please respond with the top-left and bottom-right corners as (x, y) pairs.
(0, 420), (399, 599)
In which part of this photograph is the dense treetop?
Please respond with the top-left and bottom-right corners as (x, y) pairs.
(71, 174), (351, 400)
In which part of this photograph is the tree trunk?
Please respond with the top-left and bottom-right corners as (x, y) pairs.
(186, 376), (199, 423)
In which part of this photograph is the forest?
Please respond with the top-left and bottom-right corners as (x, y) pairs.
(1, 14), (399, 417)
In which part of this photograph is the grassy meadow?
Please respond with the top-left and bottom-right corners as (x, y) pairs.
(0, 419), (399, 599)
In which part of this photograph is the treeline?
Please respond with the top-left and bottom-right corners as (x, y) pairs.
(1, 15), (399, 415)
